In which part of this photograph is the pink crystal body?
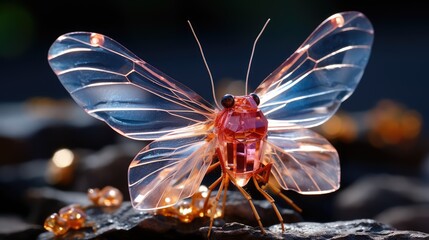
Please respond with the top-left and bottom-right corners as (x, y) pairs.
(215, 96), (268, 186)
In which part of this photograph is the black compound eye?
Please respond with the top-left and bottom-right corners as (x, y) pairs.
(250, 93), (260, 106)
(221, 94), (235, 108)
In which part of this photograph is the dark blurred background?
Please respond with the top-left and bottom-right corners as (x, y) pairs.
(1, 0), (429, 236)
(1, 1), (428, 118)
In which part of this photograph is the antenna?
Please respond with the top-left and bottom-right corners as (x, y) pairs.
(187, 20), (221, 109)
(245, 18), (271, 95)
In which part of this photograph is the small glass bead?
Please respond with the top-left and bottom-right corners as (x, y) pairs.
(156, 208), (175, 218)
(190, 186), (208, 217)
(87, 188), (100, 204)
(97, 186), (123, 207)
(59, 204), (86, 230)
(177, 200), (194, 223)
(44, 213), (69, 236)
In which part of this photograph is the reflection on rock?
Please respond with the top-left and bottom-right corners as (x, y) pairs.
(202, 219), (429, 239)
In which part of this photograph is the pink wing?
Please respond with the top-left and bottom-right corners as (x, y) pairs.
(128, 125), (217, 210)
(264, 128), (339, 194)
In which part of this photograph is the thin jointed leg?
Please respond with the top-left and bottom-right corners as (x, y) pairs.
(206, 161), (220, 174)
(207, 175), (227, 237)
(221, 178), (229, 217)
(265, 181), (302, 213)
(203, 175), (223, 211)
(252, 177), (285, 232)
(229, 173), (266, 234)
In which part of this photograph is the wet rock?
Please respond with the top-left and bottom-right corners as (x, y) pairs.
(203, 219), (429, 239)
(36, 190), (300, 239)
(34, 188), (429, 239)
(37, 201), (215, 239)
(37, 202), (149, 240)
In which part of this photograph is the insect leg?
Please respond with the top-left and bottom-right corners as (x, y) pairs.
(206, 161), (220, 174)
(264, 181), (302, 213)
(221, 176), (229, 217)
(228, 172), (266, 234)
(252, 176), (284, 232)
(203, 175), (223, 212)
(207, 175), (227, 237)
(204, 148), (226, 210)
(213, 147), (228, 217)
(254, 163), (272, 183)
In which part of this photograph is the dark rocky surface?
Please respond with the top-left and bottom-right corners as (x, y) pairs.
(33, 189), (300, 239)
(8, 188), (422, 240)
(334, 174), (429, 233)
(205, 219), (429, 240)
(5, 215), (429, 240)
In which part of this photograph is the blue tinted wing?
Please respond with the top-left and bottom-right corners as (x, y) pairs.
(255, 12), (373, 129)
(48, 32), (215, 140)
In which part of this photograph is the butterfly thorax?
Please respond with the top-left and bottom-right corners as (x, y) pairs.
(215, 95), (268, 187)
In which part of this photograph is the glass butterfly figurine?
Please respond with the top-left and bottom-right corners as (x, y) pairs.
(48, 11), (373, 235)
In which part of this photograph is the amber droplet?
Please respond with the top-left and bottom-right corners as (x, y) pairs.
(191, 185), (209, 216)
(177, 200), (194, 223)
(44, 213), (69, 236)
(98, 186), (123, 207)
(59, 204), (87, 230)
(88, 186), (123, 207)
(155, 185), (224, 222)
(87, 188), (100, 204)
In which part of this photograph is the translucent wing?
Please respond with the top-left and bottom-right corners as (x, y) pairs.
(48, 32), (215, 140)
(255, 11), (373, 129)
(264, 128), (339, 194)
(128, 125), (216, 210)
